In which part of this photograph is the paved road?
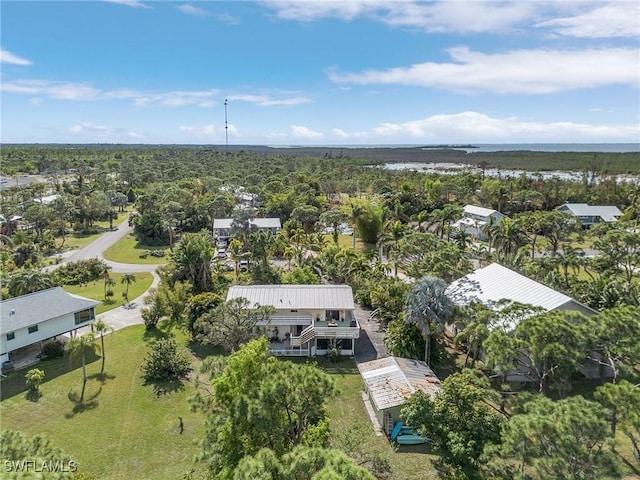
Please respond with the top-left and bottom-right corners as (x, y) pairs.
(51, 217), (163, 332)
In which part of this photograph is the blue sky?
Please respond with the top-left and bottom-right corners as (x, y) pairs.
(1, 0), (639, 145)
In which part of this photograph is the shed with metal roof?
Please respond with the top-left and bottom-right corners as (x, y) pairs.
(357, 356), (440, 434)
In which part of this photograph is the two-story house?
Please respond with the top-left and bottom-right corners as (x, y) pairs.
(452, 205), (505, 241)
(1, 287), (99, 370)
(226, 284), (360, 357)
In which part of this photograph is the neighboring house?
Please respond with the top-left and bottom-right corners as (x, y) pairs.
(1, 287), (99, 368)
(357, 356), (440, 435)
(451, 205), (505, 241)
(556, 203), (622, 227)
(445, 263), (606, 379)
(226, 284), (360, 357)
(213, 217), (281, 241)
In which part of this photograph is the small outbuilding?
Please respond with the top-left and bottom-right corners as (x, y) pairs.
(357, 356), (440, 436)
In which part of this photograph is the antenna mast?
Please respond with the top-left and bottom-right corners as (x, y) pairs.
(224, 99), (229, 156)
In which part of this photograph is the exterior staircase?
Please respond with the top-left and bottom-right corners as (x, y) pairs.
(290, 325), (316, 347)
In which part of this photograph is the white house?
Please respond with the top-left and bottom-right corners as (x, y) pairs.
(358, 356), (440, 435)
(556, 203), (622, 227)
(226, 284), (360, 357)
(445, 263), (606, 379)
(213, 217), (281, 241)
(1, 287), (100, 368)
(452, 205), (505, 241)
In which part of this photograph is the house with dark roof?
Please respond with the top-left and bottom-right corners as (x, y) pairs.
(227, 284), (360, 357)
(213, 217), (281, 241)
(556, 203), (622, 227)
(1, 287), (99, 368)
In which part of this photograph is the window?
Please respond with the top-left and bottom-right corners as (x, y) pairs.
(28, 325), (38, 334)
(75, 308), (95, 325)
(326, 310), (340, 321)
(6, 332), (15, 341)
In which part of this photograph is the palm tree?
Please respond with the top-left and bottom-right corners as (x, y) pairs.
(7, 270), (55, 297)
(404, 275), (453, 365)
(171, 232), (213, 293)
(92, 319), (113, 374)
(490, 217), (526, 264)
(379, 219), (407, 277)
(66, 333), (100, 403)
(120, 273), (137, 305)
(227, 239), (246, 282)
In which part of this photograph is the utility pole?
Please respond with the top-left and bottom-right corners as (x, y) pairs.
(224, 99), (229, 156)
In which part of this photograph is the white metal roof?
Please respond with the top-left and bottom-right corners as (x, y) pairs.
(226, 285), (355, 310)
(358, 356), (440, 411)
(446, 263), (597, 322)
(557, 203), (622, 221)
(463, 205), (503, 218)
(213, 218), (281, 229)
(1, 287), (100, 335)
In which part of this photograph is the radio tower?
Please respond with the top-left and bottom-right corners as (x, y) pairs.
(224, 99), (229, 156)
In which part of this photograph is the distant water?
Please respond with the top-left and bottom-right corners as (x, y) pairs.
(447, 143), (640, 153)
(272, 143), (640, 153)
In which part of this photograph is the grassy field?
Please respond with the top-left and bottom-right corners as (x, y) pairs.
(102, 234), (171, 265)
(0, 325), (209, 480)
(64, 272), (154, 314)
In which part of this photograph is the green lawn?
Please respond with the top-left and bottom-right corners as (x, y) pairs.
(64, 272), (154, 314)
(0, 325), (209, 480)
(103, 234), (170, 265)
(321, 359), (438, 479)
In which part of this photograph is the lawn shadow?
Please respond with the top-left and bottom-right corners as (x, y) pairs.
(187, 341), (225, 360)
(142, 326), (171, 343)
(65, 386), (102, 418)
(25, 389), (42, 402)
(0, 351), (99, 401)
(88, 372), (116, 384)
(144, 378), (186, 397)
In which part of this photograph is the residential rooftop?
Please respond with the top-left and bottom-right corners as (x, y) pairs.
(226, 285), (355, 310)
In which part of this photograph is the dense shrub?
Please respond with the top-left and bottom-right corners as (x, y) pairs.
(142, 338), (191, 383)
(42, 340), (65, 359)
(51, 258), (109, 285)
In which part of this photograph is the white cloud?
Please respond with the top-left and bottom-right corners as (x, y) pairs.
(176, 4), (210, 17)
(262, 1), (535, 33)
(536, 1), (640, 38)
(228, 94), (313, 106)
(1, 49), (33, 66)
(329, 46), (640, 94)
(291, 125), (323, 139)
(343, 111), (640, 142)
(332, 128), (350, 138)
(103, 0), (153, 9)
(178, 124), (237, 141)
(29, 98), (42, 106)
(2, 79), (313, 108)
(69, 122), (142, 139)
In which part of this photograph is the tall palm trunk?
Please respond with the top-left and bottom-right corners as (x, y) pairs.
(80, 350), (87, 403)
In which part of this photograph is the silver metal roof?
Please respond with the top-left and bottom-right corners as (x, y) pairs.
(358, 356), (440, 411)
(227, 285), (355, 310)
(463, 205), (503, 218)
(1, 287), (100, 335)
(557, 203), (622, 221)
(213, 218), (282, 229)
(446, 263), (597, 326)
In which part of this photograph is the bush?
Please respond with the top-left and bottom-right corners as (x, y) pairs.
(51, 259), (110, 285)
(42, 340), (65, 359)
(25, 368), (45, 392)
(142, 338), (191, 383)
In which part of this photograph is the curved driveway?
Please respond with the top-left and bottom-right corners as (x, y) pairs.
(57, 217), (164, 331)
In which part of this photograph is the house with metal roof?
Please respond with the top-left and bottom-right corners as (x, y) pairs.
(227, 285), (360, 357)
(357, 356), (440, 435)
(556, 203), (622, 227)
(452, 205), (505, 241)
(445, 263), (606, 379)
(213, 217), (281, 241)
(1, 287), (99, 369)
